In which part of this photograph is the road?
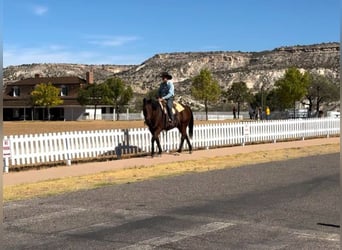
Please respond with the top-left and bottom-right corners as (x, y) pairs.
(3, 153), (339, 249)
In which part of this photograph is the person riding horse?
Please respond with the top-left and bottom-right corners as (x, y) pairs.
(158, 72), (176, 126)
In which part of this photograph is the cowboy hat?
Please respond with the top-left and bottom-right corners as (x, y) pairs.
(159, 72), (172, 80)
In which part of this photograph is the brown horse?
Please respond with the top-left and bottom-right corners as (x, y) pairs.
(143, 98), (194, 157)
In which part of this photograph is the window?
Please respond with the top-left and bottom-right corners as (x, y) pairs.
(60, 85), (68, 96)
(12, 86), (20, 97)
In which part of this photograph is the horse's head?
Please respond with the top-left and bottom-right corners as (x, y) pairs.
(143, 98), (159, 127)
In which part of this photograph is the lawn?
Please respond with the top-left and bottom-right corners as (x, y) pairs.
(3, 120), (234, 136)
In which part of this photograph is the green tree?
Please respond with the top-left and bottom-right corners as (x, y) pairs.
(253, 74), (273, 109)
(226, 81), (253, 118)
(133, 88), (159, 113)
(304, 73), (340, 117)
(274, 67), (310, 116)
(30, 82), (63, 121)
(104, 77), (133, 120)
(77, 83), (111, 120)
(191, 69), (221, 120)
(145, 88), (159, 99)
(263, 88), (281, 111)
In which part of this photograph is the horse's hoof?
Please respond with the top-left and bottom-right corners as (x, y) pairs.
(174, 152), (180, 156)
(189, 151), (192, 154)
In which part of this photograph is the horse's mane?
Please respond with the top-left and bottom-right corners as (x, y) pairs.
(144, 98), (160, 110)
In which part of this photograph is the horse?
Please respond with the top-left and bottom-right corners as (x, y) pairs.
(143, 98), (194, 157)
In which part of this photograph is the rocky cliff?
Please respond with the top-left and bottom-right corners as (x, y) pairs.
(115, 42), (339, 96)
(4, 42), (339, 104)
(3, 63), (133, 84)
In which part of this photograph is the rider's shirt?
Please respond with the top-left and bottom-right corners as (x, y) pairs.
(158, 80), (174, 100)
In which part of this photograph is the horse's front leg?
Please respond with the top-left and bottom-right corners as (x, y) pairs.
(151, 137), (155, 157)
(153, 129), (163, 157)
(155, 136), (163, 156)
(151, 135), (162, 157)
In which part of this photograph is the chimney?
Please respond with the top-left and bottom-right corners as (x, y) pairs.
(86, 71), (94, 84)
(34, 74), (40, 78)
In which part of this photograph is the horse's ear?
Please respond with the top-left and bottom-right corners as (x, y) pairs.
(143, 98), (146, 104)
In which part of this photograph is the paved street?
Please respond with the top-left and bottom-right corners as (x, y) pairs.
(3, 153), (339, 249)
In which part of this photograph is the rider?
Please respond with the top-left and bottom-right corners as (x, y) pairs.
(158, 72), (175, 125)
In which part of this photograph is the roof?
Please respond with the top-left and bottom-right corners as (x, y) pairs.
(7, 76), (87, 86)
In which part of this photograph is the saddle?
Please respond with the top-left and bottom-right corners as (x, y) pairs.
(159, 100), (184, 115)
(158, 100), (185, 127)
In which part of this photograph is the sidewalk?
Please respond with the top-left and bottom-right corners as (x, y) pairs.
(3, 137), (340, 186)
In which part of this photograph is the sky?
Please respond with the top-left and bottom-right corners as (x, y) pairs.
(3, 0), (340, 67)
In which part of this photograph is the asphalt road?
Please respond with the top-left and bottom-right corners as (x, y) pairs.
(3, 153), (340, 249)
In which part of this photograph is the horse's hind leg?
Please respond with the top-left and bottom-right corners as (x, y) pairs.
(185, 135), (192, 154)
(155, 137), (163, 156)
(177, 135), (185, 153)
(178, 135), (192, 154)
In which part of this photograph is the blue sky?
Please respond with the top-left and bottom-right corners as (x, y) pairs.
(3, 0), (340, 67)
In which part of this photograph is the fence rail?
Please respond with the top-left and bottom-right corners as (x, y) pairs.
(3, 118), (340, 170)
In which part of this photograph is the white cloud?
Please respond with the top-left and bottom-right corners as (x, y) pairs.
(32, 5), (48, 16)
(4, 46), (72, 66)
(3, 45), (143, 67)
(87, 35), (140, 47)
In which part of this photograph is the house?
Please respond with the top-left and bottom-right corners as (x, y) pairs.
(3, 72), (96, 121)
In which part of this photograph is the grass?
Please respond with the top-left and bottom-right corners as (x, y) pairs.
(3, 120), (235, 136)
(4, 143), (339, 202)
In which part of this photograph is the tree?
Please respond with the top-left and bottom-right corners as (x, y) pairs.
(191, 69), (221, 120)
(264, 88), (282, 111)
(274, 67), (309, 116)
(145, 88), (159, 99)
(304, 73), (339, 117)
(77, 83), (111, 120)
(253, 74), (273, 109)
(105, 77), (133, 120)
(226, 81), (253, 118)
(30, 82), (63, 121)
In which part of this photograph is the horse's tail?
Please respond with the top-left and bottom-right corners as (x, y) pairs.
(188, 107), (194, 139)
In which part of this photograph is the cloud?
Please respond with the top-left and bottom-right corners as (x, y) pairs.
(4, 46), (73, 66)
(87, 35), (140, 47)
(32, 5), (48, 16)
(3, 45), (143, 67)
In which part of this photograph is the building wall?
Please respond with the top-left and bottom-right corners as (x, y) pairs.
(64, 107), (86, 121)
(84, 108), (102, 120)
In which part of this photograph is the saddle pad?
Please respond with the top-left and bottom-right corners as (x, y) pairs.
(174, 102), (185, 112)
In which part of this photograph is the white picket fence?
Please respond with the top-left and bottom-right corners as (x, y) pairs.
(3, 118), (340, 169)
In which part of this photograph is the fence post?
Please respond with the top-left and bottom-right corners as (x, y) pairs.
(326, 119), (330, 138)
(116, 129), (129, 158)
(3, 158), (9, 173)
(116, 143), (122, 159)
(242, 124), (250, 146)
(3, 137), (11, 172)
(124, 129), (129, 154)
(65, 134), (71, 166)
(205, 125), (209, 150)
